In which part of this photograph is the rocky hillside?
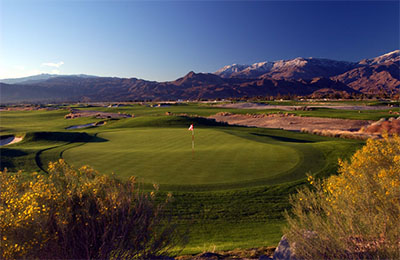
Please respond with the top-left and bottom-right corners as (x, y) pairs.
(0, 72), (358, 103)
(332, 53), (400, 94)
(215, 58), (357, 80)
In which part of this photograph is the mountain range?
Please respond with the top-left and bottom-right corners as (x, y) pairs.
(1, 50), (399, 103)
(0, 74), (97, 85)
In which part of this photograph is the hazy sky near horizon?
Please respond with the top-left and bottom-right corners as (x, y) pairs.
(0, 0), (399, 81)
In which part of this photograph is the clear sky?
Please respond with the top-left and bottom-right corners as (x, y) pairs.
(0, 0), (399, 81)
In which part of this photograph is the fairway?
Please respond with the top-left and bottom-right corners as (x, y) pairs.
(63, 128), (302, 185)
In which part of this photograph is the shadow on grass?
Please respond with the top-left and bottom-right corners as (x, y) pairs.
(186, 116), (230, 127)
(27, 131), (108, 143)
(250, 133), (315, 143)
(0, 134), (14, 140)
(0, 148), (28, 169)
(115, 115), (231, 129)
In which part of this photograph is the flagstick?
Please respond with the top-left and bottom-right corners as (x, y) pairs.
(192, 128), (195, 159)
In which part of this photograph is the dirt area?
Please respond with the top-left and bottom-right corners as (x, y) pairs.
(209, 112), (383, 139)
(64, 109), (132, 119)
(210, 112), (372, 132)
(216, 102), (393, 111)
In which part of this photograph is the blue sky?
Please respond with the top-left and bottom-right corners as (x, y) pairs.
(0, 0), (399, 81)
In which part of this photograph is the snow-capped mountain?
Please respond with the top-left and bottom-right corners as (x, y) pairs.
(266, 57), (357, 80)
(359, 50), (400, 66)
(333, 50), (400, 94)
(215, 62), (272, 78)
(234, 61), (275, 78)
(212, 50), (400, 94)
(214, 51), (400, 80)
(215, 57), (358, 80)
(214, 64), (250, 78)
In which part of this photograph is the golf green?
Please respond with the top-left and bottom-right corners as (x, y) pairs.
(62, 127), (321, 188)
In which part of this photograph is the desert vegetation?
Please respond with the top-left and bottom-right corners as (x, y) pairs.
(0, 160), (186, 259)
(284, 134), (400, 259)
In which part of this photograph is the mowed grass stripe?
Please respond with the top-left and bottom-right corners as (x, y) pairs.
(62, 128), (300, 185)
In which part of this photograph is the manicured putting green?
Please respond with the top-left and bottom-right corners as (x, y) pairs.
(63, 128), (302, 185)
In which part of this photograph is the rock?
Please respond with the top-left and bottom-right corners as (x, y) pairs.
(154, 256), (175, 260)
(259, 255), (273, 260)
(154, 256), (176, 260)
(273, 235), (297, 260)
(194, 252), (223, 259)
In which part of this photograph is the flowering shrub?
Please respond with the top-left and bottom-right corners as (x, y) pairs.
(284, 134), (400, 259)
(0, 160), (185, 259)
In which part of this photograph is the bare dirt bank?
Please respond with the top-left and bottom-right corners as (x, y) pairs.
(216, 102), (393, 111)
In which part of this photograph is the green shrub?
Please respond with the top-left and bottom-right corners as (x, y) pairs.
(0, 160), (187, 259)
(284, 134), (400, 259)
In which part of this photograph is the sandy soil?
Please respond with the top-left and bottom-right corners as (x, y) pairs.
(64, 109), (132, 119)
(0, 136), (23, 146)
(216, 102), (393, 111)
(210, 112), (373, 132)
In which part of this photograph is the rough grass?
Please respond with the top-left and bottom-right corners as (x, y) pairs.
(287, 107), (400, 121)
(176, 221), (283, 255)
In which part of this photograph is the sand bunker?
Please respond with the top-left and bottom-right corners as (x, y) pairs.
(64, 109), (132, 119)
(0, 136), (23, 146)
(216, 102), (393, 111)
(66, 121), (106, 130)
